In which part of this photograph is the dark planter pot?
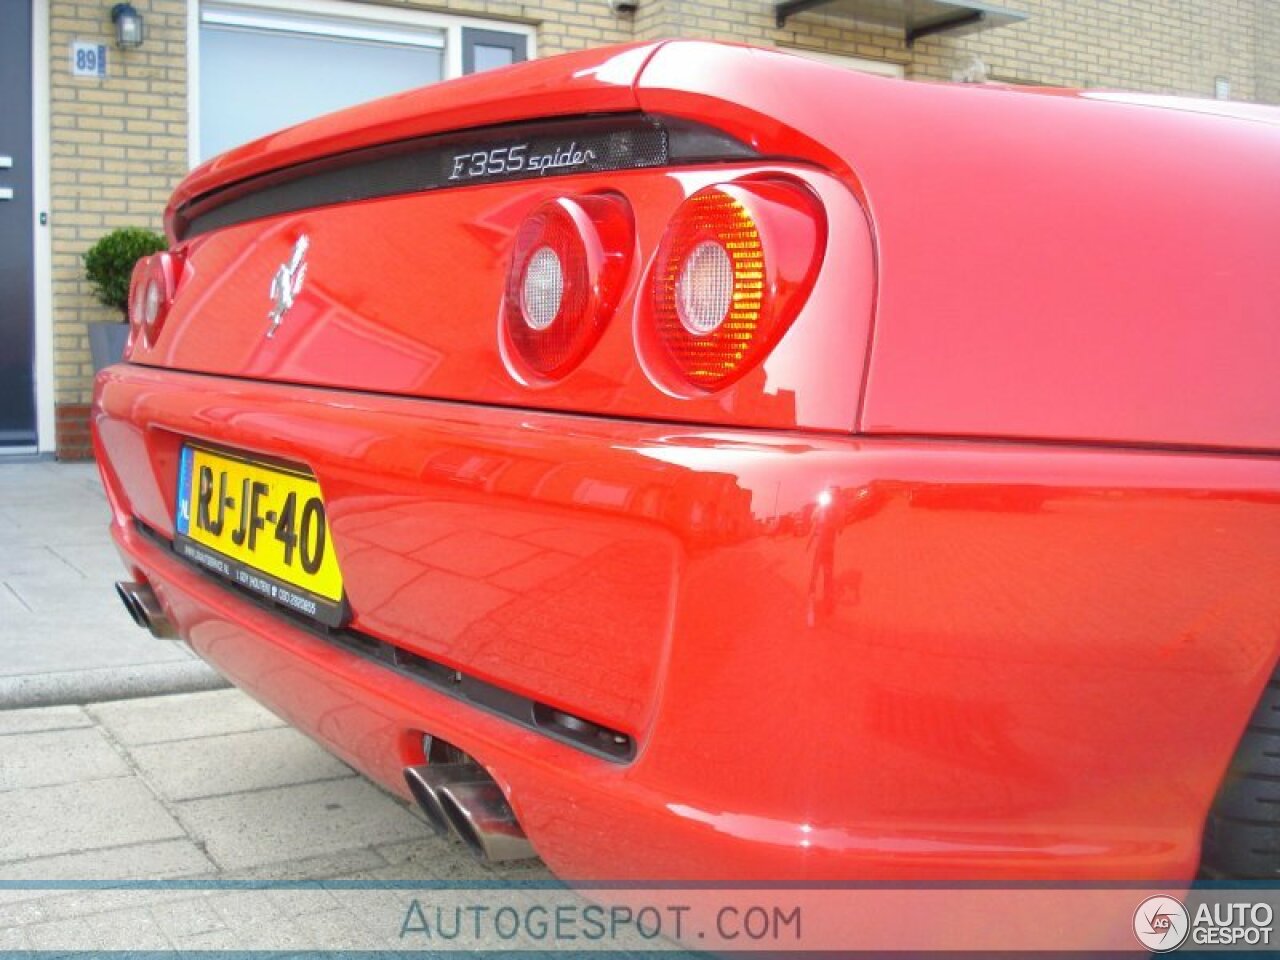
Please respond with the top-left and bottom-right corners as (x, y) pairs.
(88, 322), (130, 374)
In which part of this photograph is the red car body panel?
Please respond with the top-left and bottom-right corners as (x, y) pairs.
(94, 40), (1280, 881)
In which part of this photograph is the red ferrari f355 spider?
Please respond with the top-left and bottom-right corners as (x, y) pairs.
(95, 41), (1280, 882)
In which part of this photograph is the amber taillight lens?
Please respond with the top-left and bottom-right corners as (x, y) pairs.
(502, 194), (634, 383)
(645, 179), (826, 391)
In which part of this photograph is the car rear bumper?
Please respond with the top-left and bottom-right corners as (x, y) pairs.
(94, 364), (1280, 880)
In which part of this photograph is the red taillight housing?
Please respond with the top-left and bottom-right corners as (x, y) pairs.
(642, 178), (826, 392)
(126, 251), (180, 353)
(124, 258), (150, 357)
(501, 194), (634, 383)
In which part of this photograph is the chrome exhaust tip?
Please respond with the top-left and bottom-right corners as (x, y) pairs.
(436, 779), (536, 862)
(403, 763), (480, 836)
(115, 581), (147, 629)
(115, 581), (177, 639)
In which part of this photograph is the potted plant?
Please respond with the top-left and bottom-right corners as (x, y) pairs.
(83, 227), (167, 372)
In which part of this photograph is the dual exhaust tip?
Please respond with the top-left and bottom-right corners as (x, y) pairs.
(115, 580), (177, 639)
(404, 763), (536, 863)
(117, 580), (532, 863)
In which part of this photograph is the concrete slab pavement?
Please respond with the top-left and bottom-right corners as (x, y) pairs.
(0, 687), (555, 950)
(0, 460), (226, 707)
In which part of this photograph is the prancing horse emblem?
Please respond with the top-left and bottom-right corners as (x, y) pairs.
(266, 235), (309, 338)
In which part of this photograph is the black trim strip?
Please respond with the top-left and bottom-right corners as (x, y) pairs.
(177, 113), (758, 241)
(136, 520), (636, 762)
(174, 534), (347, 630)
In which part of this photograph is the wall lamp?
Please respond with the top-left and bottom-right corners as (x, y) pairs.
(111, 3), (144, 48)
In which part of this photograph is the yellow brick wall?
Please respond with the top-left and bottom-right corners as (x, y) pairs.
(1259, 0), (1280, 104)
(50, 0), (188, 406)
(907, 0), (1264, 93)
(48, 0), (1279, 413)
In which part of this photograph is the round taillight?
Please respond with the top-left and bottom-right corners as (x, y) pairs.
(140, 252), (178, 347)
(643, 179), (826, 392)
(501, 194), (634, 383)
(125, 258), (151, 356)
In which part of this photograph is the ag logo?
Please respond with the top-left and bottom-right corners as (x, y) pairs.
(1134, 895), (1190, 952)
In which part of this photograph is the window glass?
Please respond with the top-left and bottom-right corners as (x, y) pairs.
(472, 43), (516, 73)
(199, 12), (444, 160)
(461, 28), (527, 75)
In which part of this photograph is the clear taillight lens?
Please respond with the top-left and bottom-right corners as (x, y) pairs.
(521, 246), (565, 331)
(644, 179), (826, 391)
(502, 194), (633, 383)
(142, 275), (163, 328)
(677, 240), (736, 335)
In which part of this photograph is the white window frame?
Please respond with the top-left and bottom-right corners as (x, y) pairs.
(187, 0), (536, 168)
(201, 5), (447, 50)
(782, 46), (905, 79)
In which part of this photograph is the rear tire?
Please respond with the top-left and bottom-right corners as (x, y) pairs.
(1201, 677), (1280, 878)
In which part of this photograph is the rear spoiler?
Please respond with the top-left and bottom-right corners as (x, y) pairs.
(166, 43), (664, 240)
(171, 113), (759, 241)
(165, 41), (859, 242)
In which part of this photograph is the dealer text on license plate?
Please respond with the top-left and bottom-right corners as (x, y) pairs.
(174, 445), (345, 626)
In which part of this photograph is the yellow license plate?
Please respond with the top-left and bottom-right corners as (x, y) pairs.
(175, 445), (345, 626)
